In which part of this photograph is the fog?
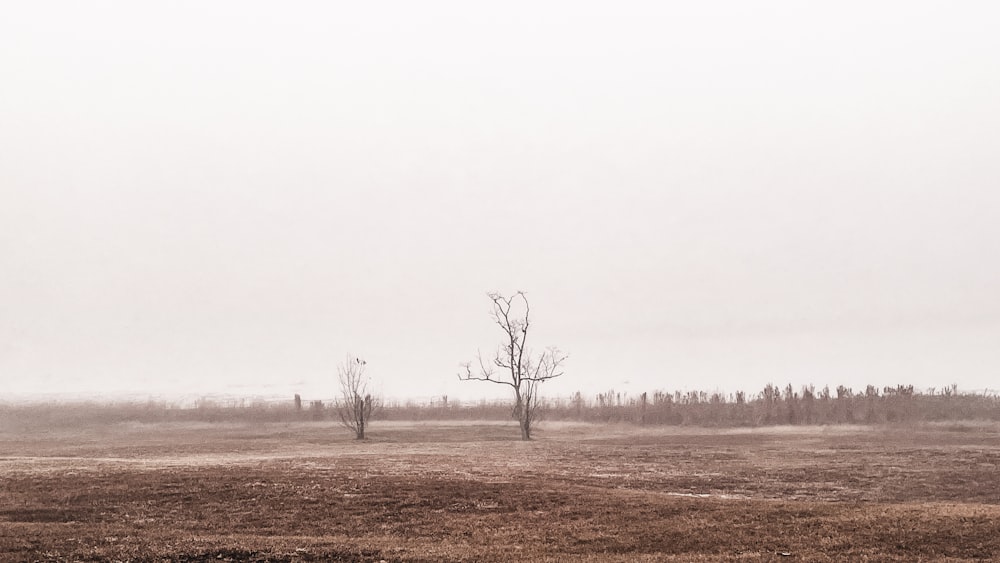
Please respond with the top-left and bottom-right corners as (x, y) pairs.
(2, 1), (999, 403)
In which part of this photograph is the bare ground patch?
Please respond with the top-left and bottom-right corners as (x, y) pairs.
(1, 422), (998, 561)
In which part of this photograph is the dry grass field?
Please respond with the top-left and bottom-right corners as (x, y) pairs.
(1, 419), (998, 561)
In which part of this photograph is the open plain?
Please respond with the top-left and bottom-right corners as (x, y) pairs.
(1, 419), (998, 561)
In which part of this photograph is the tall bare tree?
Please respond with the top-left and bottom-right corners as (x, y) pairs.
(460, 291), (566, 440)
(335, 355), (379, 440)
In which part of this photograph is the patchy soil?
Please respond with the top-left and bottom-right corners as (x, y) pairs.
(1, 421), (998, 561)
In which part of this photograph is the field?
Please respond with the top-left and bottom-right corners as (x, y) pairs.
(1, 419), (998, 561)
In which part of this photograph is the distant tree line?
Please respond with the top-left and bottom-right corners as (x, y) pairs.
(382, 383), (1000, 426)
(2, 384), (996, 430)
(549, 383), (999, 426)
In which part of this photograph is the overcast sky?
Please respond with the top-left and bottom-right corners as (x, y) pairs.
(2, 1), (999, 402)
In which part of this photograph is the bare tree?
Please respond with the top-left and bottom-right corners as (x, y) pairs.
(460, 291), (566, 440)
(335, 355), (380, 440)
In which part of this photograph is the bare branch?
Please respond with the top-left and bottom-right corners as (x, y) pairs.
(457, 353), (515, 388)
(522, 346), (567, 382)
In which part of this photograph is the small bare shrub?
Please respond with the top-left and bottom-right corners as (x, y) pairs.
(334, 355), (380, 439)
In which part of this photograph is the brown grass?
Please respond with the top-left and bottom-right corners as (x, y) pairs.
(1, 420), (998, 561)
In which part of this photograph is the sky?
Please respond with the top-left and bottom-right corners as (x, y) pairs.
(2, 1), (999, 403)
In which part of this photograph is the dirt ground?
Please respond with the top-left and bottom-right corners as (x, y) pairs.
(1, 419), (998, 561)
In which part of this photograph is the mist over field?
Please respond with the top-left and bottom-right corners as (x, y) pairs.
(3, 4), (1000, 558)
(3, 2), (1000, 404)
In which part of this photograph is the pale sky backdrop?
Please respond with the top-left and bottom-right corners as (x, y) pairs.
(2, 1), (999, 403)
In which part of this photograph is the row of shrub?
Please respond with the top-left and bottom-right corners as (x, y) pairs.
(2, 383), (997, 430)
(541, 384), (1000, 426)
(380, 384), (1000, 426)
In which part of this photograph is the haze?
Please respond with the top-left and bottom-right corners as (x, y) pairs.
(2, 1), (998, 402)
